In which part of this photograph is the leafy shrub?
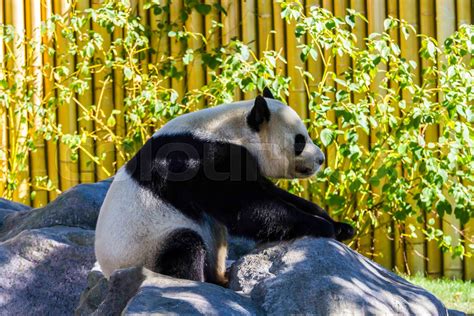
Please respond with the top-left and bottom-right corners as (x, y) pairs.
(0, 0), (472, 258)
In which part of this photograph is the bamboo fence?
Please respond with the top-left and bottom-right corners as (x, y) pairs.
(0, 0), (472, 280)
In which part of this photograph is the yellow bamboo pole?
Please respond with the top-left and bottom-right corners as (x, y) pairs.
(350, 0), (369, 253)
(150, 0), (170, 87)
(138, 0), (148, 75)
(92, 0), (115, 180)
(205, 0), (220, 86)
(306, 0), (322, 203)
(436, 0), (463, 279)
(466, 217), (474, 280)
(400, 0), (425, 276)
(456, 0), (473, 281)
(420, 0), (441, 278)
(42, 0), (59, 200)
(242, 0), (257, 99)
(222, 0), (240, 43)
(222, 0), (240, 99)
(273, 0), (286, 79)
(170, 0), (185, 99)
(242, 0), (257, 54)
(334, 0), (349, 80)
(54, 0), (79, 190)
(321, 0), (336, 202)
(333, 0), (349, 220)
(286, 1), (307, 119)
(77, 0), (95, 183)
(287, 2), (308, 199)
(149, 2), (161, 63)
(26, 0), (48, 207)
(6, 0), (30, 205)
(185, 5), (205, 110)
(334, 1), (350, 80)
(0, 0), (7, 198)
(368, 0), (392, 269)
(357, 0), (383, 259)
(113, 27), (126, 168)
(273, 1), (289, 192)
(308, 0), (322, 89)
(388, 0), (406, 274)
(257, 0), (273, 54)
(457, 0), (471, 26)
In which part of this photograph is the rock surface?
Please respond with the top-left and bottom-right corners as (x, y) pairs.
(229, 237), (449, 316)
(0, 198), (31, 212)
(0, 179), (111, 241)
(0, 226), (95, 315)
(76, 263), (109, 315)
(0, 182), (109, 315)
(0, 180), (459, 315)
(77, 266), (262, 316)
(0, 198), (31, 227)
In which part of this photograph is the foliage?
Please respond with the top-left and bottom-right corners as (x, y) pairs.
(0, 0), (472, 258)
(281, 2), (473, 257)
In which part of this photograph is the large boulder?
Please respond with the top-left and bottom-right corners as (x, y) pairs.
(0, 179), (111, 241)
(0, 180), (462, 315)
(0, 198), (31, 227)
(229, 237), (449, 316)
(0, 198), (31, 212)
(77, 267), (262, 316)
(0, 226), (95, 315)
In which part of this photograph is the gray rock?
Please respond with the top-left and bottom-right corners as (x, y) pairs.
(0, 179), (111, 241)
(79, 267), (262, 316)
(229, 237), (448, 316)
(94, 267), (146, 316)
(0, 199), (31, 227)
(76, 263), (109, 316)
(124, 268), (262, 316)
(227, 235), (256, 261)
(0, 226), (95, 315)
(0, 208), (20, 228)
(0, 198), (31, 212)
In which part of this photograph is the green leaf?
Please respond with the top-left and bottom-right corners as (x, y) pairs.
(320, 129), (335, 147)
(124, 66), (133, 80)
(107, 116), (116, 127)
(195, 4), (212, 15)
(436, 200), (451, 217)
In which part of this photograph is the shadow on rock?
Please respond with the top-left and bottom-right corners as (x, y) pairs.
(229, 237), (450, 316)
(0, 179), (111, 242)
(0, 227), (95, 315)
(77, 266), (263, 316)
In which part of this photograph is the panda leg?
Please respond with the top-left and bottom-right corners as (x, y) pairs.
(267, 182), (355, 241)
(154, 228), (207, 282)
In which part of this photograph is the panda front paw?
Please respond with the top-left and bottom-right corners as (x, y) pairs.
(334, 222), (354, 241)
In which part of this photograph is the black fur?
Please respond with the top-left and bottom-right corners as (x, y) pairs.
(294, 134), (306, 156)
(155, 228), (206, 281)
(263, 87), (275, 99)
(246, 96), (270, 132)
(125, 132), (353, 242)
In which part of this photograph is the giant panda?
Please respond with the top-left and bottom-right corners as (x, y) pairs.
(95, 88), (354, 285)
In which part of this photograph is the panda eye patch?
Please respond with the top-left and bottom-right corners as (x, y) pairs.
(294, 134), (306, 156)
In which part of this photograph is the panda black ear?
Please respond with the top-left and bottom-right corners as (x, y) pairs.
(247, 95), (270, 132)
(263, 87), (275, 99)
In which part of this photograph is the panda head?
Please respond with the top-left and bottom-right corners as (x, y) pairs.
(243, 88), (325, 179)
(155, 88), (325, 179)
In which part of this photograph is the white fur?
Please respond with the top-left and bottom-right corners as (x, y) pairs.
(95, 168), (217, 279)
(155, 98), (325, 178)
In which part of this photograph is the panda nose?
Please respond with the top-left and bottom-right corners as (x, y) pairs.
(318, 156), (325, 165)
